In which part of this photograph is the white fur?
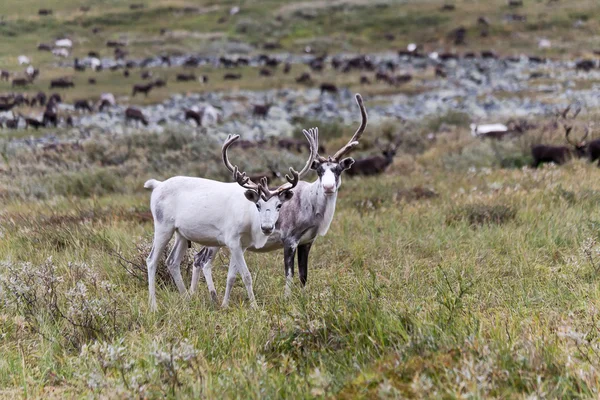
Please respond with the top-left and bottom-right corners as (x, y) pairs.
(55, 39), (73, 48)
(201, 105), (221, 126)
(144, 176), (286, 311)
(321, 169), (336, 192)
(52, 48), (69, 58)
(470, 123), (508, 137)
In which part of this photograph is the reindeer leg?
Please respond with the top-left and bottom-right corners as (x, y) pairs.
(284, 242), (297, 298)
(297, 242), (313, 287)
(191, 247), (219, 304)
(232, 247), (258, 309)
(165, 233), (188, 295)
(146, 226), (174, 312)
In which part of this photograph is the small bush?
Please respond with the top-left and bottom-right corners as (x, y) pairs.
(0, 258), (126, 350)
(446, 204), (517, 227)
(426, 111), (471, 133)
(53, 169), (122, 198)
(292, 118), (346, 141)
(394, 186), (438, 202)
(109, 238), (194, 290)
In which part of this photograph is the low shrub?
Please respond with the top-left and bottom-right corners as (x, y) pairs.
(446, 203), (517, 227)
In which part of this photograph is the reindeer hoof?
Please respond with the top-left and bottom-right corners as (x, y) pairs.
(210, 291), (218, 304)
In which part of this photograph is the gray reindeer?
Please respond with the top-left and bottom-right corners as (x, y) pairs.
(192, 94), (368, 300)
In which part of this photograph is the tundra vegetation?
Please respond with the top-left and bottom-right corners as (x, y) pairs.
(2, 0), (600, 398)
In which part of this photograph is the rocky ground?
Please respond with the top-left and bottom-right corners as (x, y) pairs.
(4, 50), (600, 151)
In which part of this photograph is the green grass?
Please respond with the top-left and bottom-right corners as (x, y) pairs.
(3, 120), (600, 397)
(3, 0), (600, 397)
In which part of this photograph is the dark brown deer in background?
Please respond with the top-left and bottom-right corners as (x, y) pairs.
(176, 73), (196, 82)
(50, 78), (74, 89)
(12, 77), (31, 88)
(132, 82), (154, 97)
(320, 82), (338, 95)
(0, 102), (17, 112)
(223, 73), (242, 80)
(296, 72), (312, 84)
(74, 99), (93, 112)
(248, 166), (282, 186)
(346, 139), (399, 177)
(23, 115), (46, 130)
(184, 109), (203, 126)
(125, 107), (148, 126)
(531, 124), (588, 168)
(253, 103), (272, 119)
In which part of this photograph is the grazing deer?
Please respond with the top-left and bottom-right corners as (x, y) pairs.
(125, 107), (148, 126)
(50, 78), (74, 88)
(253, 103), (272, 119)
(576, 60), (595, 72)
(0, 102), (17, 112)
(248, 167), (282, 186)
(144, 130), (316, 311)
(132, 82), (154, 97)
(4, 114), (19, 129)
(346, 138), (398, 177)
(470, 123), (511, 139)
(320, 83), (338, 95)
(224, 73), (242, 80)
(192, 94), (368, 298)
(74, 99), (93, 112)
(296, 72), (312, 84)
(12, 77), (31, 88)
(23, 115), (46, 130)
(43, 103), (58, 127)
(531, 124), (588, 168)
(184, 108), (203, 126)
(153, 78), (167, 88)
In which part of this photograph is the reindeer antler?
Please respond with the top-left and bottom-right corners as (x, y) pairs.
(331, 93), (368, 161)
(258, 127), (318, 200)
(222, 134), (260, 192)
(564, 122), (589, 147)
(558, 103), (582, 120)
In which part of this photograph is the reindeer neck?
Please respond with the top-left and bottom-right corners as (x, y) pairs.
(306, 178), (338, 236)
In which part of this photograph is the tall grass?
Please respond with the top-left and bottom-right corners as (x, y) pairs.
(3, 117), (600, 396)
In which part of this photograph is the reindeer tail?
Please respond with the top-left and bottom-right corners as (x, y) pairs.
(144, 179), (162, 190)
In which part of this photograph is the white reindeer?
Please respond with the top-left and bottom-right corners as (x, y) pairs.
(144, 130), (316, 311)
(191, 94), (368, 299)
(470, 123), (509, 138)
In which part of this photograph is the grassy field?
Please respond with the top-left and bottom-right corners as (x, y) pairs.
(3, 0), (600, 398)
(3, 114), (600, 397)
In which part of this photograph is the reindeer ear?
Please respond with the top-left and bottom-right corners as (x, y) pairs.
(244, 190), (260, 203)
(278, 190), (294, 202)
(340, 157), (355, 170)
(310, 160), (320, 170)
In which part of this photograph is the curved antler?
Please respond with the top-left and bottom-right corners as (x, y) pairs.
(299, 127), (318, 178)
(558, 103), (582, 120)
(258, 128), (318, 200)
(332, 93), (368, 161)
(564, 123), (576, 146)
(222, 134), (260, 191)
(564, 123), (589, 147)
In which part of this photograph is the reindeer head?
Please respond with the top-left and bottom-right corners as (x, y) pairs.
(309, 94), (368, 196)
(375, 136), (400, 161)
(560, 103), (590, 158)
(222, 129), (316, 235)
(564, 123), (589, 158)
